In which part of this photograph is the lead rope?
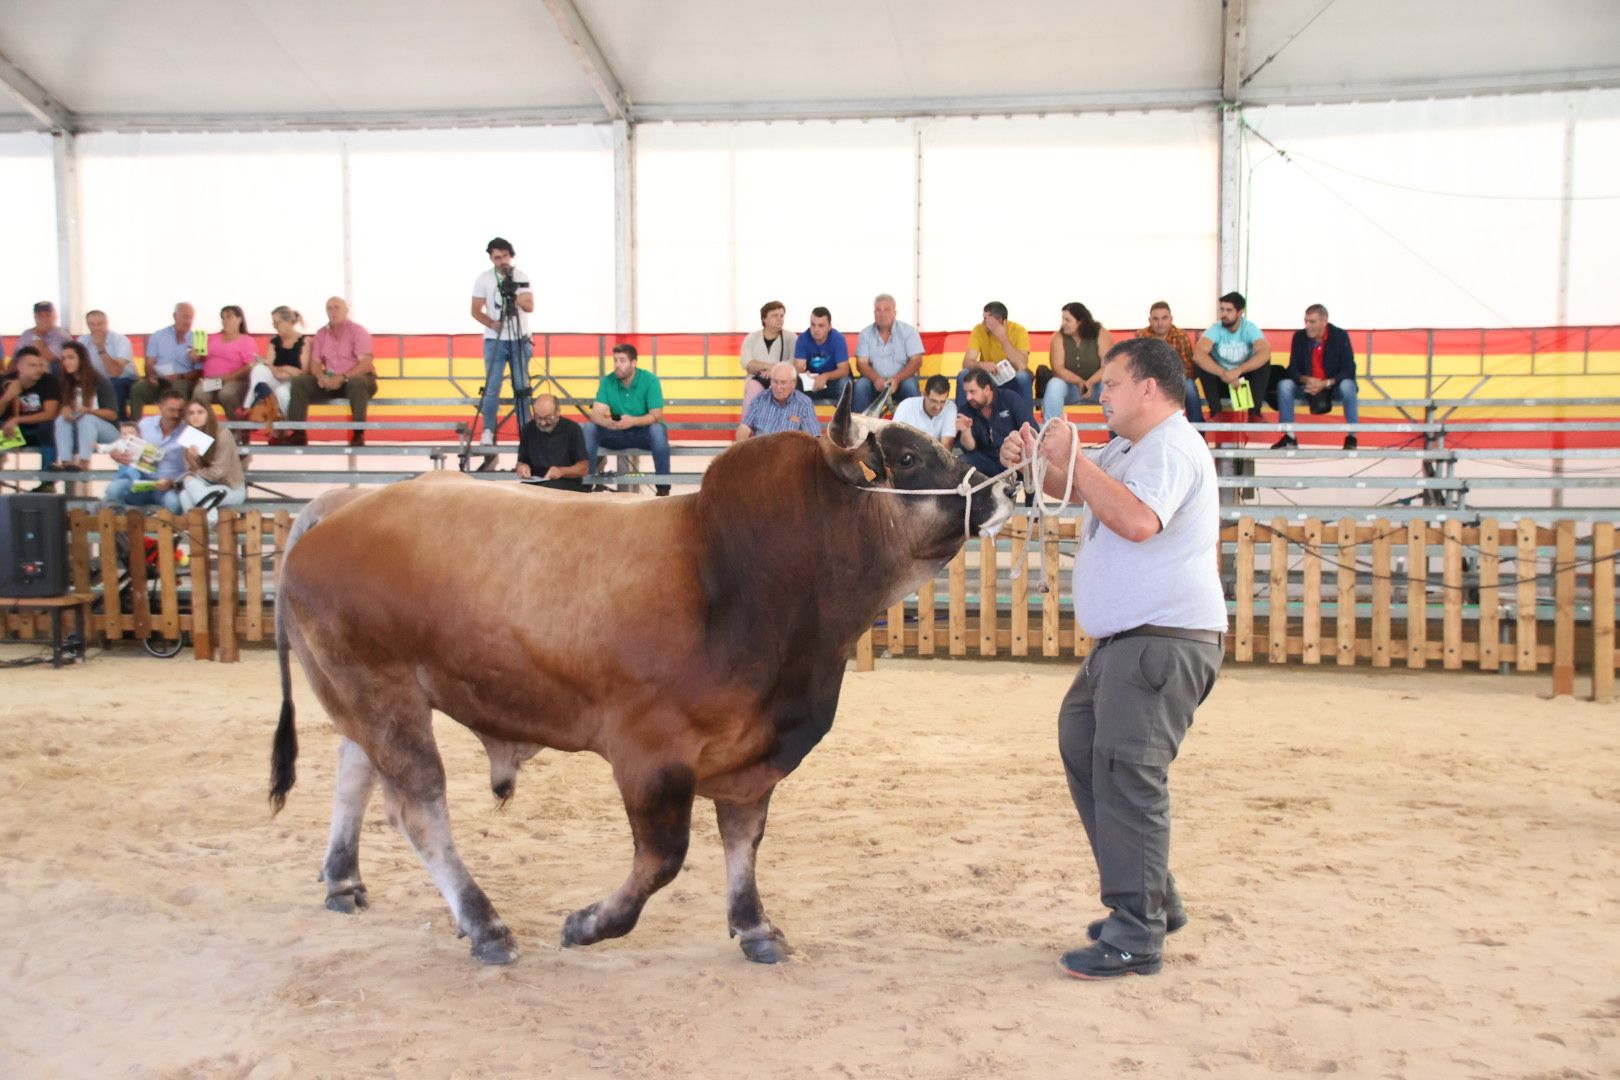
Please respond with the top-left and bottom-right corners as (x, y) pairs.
(863, 418), (1082, 595)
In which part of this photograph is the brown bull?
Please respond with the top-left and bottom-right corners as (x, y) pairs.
(269, 391), (1014, 965)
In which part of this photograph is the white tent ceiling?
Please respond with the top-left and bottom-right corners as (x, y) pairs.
(0, 0), (1616, 131)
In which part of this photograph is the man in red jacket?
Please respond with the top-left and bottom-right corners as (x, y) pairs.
(1273, 304), (1358, 451)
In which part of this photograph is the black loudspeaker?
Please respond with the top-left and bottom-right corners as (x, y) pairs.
(0, 493), (68, 597)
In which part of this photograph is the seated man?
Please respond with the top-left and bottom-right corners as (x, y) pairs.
(736, 362), (821, 440)
(128, 302), (202, 420)
(957, 300), (1033, 405)
(1193, 291), (1271, 422)
(103, 388), (191, 512)
(739, 300), (797, 410)
(17, 301), (72, 372)
(891, 374), (958, 450)
(955, 367), (1033, 478)
(1135, 301), (1204, 425)
(288, 297), (377, 446)
(793, 307), (851, 403)
(80, 309), (137, 421)
(1273, 303), (1359, 451)
(516, 393), (591, 492)
(852, 293), (924, 413)
(583, 343), (673, 497)
(0, 347), (62, 483)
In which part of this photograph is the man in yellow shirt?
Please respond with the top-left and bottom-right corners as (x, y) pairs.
(957, 300), (1033, 406)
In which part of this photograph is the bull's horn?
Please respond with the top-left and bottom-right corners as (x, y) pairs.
(828, 382), (858, 448)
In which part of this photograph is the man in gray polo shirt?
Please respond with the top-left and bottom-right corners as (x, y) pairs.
(1002, 335), (1226, 980)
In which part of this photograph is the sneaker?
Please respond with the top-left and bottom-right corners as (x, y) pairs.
(479, 431), (495, 447)
(1059, 942), (1163, 980)
(1343, 434), (1358, 451)
(655, 485), (672, 497)
(29, 481), (57, 493)
(1270, 434), (1297, 450)
(1087, 911), (1187, 942)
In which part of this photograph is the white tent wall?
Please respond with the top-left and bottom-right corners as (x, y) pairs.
(0, 133), (61, 318)
(1239, 89), (1620, 329)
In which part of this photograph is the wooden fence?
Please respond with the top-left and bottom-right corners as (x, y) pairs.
(2, 510), (1613, 702)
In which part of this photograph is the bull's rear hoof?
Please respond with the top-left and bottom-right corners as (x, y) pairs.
(560, 904), (600, 948)
(739, 929), (793, 965)
(324, 886), (368, 914)
(471, 931), (519, 966)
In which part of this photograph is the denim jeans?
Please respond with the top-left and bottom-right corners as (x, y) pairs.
(481, 337), (534, 434)
(1042, 377), (1100, 421)
(852, 375), (920, 413)
(1277, 377), (1359, 425)
(13, 420), (56, 470)
(53, 413), (119, 463)
(582, 421), (672, 477)
(957, 368), (1033, 407)
(104, 465), (182, 512)
(110, 375), (137, 421)
(1183, 377), (1205, 424)
(802, 375), (852, 404)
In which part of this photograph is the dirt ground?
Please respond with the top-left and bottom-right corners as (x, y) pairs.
(0, 647), (1616, 1079)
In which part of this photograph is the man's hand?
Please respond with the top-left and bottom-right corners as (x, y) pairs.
(1304, 376), (1327, 394)
(542, 466), (562, 481)
(2, 420), (18, 440)
(954, 413), (972, 435)
(869, 373), (888, 393)
(515, 462), (532, 479)
(155, 478), (175, 492)
(813, 373), (829, 391)
(323, 373), (345, 391)
(793, 359), (808, 373)
(110, 447), (135, 466)
(1222, 368), (1242, 385)
(984, 315), (1009, 343)
(147, 371), (160, 385)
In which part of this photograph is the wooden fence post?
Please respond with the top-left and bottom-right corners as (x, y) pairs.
(1041, 518), (1060, 658)
(69, 510), (92, 641)
(948, 549), (967, 657)
(188, 510), (213, 661)
(1552, 520), (1576, 696)
(124, 510), (151, 641)
(1592, 523), (1615, 704)
(1268, 517), (1289, 663)
(245, 510), (265, 643)
(218, 511), (240, 663)
(1515, 519), (1537, 673)
(1010, 520), (1029, 658)
(1442, 519), (1463, 670)
(1478, 520), (1501, 671)
(918, 568), (936, 657)
(855, 627), (875, 672)
(1406, 520), (1427, 669)
(155, 511), (181, 641)
(978, 534), (997, 657)
(96, 505), (122, 644)
(1302, 518), (1322, 664)
(1335, 518), (1356, 666)
(1371, 519), (1393, 668)
(1235, 517), (1255, 662)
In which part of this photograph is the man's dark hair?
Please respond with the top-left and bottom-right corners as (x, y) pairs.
(1219, 291), (1246, 312)
(158, 388), (189, 404)
(1104, 337), (1186, 406)
(924, 374), (951, 396)
(962, 367), (996, 391)
(612, 342), (638, 363)
(810, 306), (831, 322)
(486, 237), (515, 256)
(983, 301), (1009, 321)
(11, 345), (41, 362)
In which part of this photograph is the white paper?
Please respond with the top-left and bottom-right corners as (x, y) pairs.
(799, 373), (817, 392)
(990, 359), (1017, 386)
(177, 426), (215, 454)
(201, 377), (223, 392)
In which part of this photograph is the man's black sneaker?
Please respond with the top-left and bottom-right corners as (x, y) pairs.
(1060, 942), (1163, 980)
(654, 485), (671, 497)
(1343, 434), (1358, 451)
(1087, 911), (1187, 942)
(1271, 434), (1297, 450)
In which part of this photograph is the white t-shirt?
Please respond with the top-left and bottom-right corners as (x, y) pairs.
(1072, 412), (1227, 638)
(78, 331), (134, 379)
(891, 395), (958, 443)
(473, 267), (533, 341)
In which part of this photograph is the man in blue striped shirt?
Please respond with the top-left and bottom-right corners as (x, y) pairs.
(736, 362), (822, 440)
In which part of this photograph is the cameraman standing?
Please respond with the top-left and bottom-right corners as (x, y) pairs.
(470, 237), (535, 444)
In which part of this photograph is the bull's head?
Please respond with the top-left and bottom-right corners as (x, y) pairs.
(822, 385), (1015, 552)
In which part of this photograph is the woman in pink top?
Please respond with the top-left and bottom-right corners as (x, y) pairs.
(192, 304), (260, 418)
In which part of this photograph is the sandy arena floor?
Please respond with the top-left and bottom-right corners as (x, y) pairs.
(0, 648), (1616, 1079)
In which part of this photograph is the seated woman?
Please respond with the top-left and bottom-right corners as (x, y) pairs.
(1042, 302), (1113, 422)
(178, 400), (246, 525)
(50, 341), (119, 471)
(192, 305), (259, 418)
(247, 305), (309, 416)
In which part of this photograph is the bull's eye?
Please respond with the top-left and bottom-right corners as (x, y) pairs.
(900, 452), (916, 467)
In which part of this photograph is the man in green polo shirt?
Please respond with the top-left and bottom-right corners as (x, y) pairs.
(583, 343), (673, 496)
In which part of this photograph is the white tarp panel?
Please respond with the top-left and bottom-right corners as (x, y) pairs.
(0, 133), (61, 315)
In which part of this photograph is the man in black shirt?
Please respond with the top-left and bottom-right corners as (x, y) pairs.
(0, 346), (62, 482)
(516, 394), (591, 492)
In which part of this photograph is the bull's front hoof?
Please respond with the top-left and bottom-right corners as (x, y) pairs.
(560, 904), (601, 948)
(471, 929), (520, 966)
(324, 885), (369, 914)
(738, 928), (793, 965)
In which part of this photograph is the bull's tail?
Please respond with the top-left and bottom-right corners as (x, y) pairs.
(269, 489), (370, 813)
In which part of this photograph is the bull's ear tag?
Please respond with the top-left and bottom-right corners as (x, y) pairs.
(859, 460), (878, 483)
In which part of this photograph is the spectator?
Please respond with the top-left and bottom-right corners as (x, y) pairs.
(1193, 291), (1271, 422)
(178, 399), (246, 524)
(17, 300), (71, 370)
(104, 389), (191, 512)
(288, 297), (376, 447)
(50, 341), (117, 472)
(853, 293), (925, 413)
(471, 236), (535, 444)
(583, 343), (673, 497)
(1273, 304), (1359, 451)
(0, 346), (61, 483)
(516, 393), (591, 492)
(955, 366), (1033, 478)
(794, 307), (852, 403)
(958, 300), (1033, 406)
(736, 362), (821, 440)
(1044, 302), (1114, 421)
(892, 374), (959, 450)
(247, 305), (309, 419)
(129, 302), (202, 420)
(1135, 301), (1204, 425)
(739, 300), (797, 410)
(192, 305), (258, 418)
(79, 310), (137, 419)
